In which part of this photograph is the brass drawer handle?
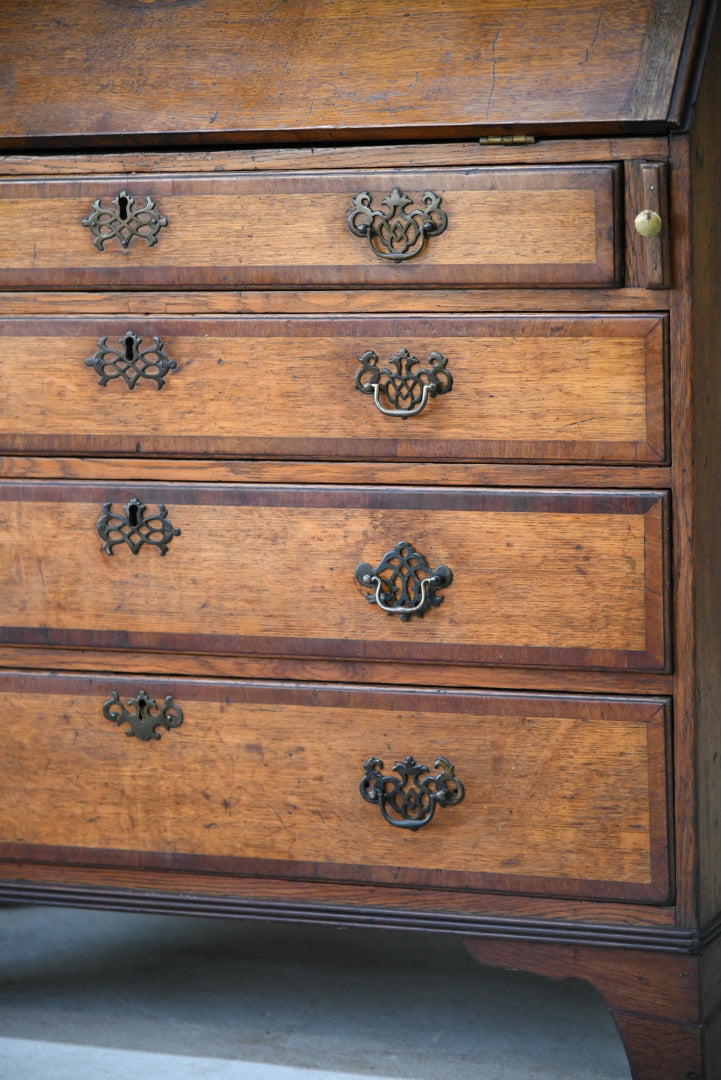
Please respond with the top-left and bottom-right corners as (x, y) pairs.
(355, 540), (453, 621)
(85, 331), (177, 389)
(81, 188), (168, 251)
(360, 755), (465, 831)
(347, 187), (447, 262)
(103, 689), (183, 741)
(97, 497), (180, 556)
(355, 348), (453, 418)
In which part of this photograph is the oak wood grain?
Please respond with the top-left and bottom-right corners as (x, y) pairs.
(0, 457), (674, 491)
(0, 166), (620, 289)
(1, 4), (720, 1077)
(0, 1), (694, 148)
(625, 160), (670, 288)
(0, 287), (672, 316)
(0, 138), (670, 178)
(0, 314), (667, 462)
(0, 482), (670, 672)
(667, 135), (699, 932)
(0, 643), (675, 696)
(0, 859), (678, 930)
(0, 672), (672, 902)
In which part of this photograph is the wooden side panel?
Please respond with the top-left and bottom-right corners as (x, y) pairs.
(0, 673), (672, 902)
(688, 2), (721, 929)
(0, 483), (669, 671)
(0, 314), (667, 462)
(0, 0), (694, 147)
(0, 167), (619, 288)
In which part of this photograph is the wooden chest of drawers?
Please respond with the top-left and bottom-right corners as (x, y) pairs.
(1, 2), (720, 1077)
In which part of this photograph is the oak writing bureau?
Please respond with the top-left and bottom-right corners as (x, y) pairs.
(0, 1), (720, 1076)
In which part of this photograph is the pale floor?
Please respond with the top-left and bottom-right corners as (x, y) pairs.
(0, 904), (632, 1080)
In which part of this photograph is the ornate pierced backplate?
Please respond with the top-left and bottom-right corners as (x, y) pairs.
(102, 689), (184, 741)
(97, 498), (180, 556)
(81, 189), (168, 251)
(347, 188), (448, 261)
(360, 755), (465, 830)
(355, 540), (453, 620)
(85, 331), (177, 389)
(355, 347), (453, 418)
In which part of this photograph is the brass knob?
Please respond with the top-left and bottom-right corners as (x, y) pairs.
(634, 210), (662, 238)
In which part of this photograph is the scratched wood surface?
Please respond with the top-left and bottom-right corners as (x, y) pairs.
(0, 287), (671, 316)
(0, 166), (619, 288)
(3, 4), (721, 1078)
(0, 673), (671, 902)
(0, 483), (668, 671)
(0, 0), (694, 147)
(0, 137), (672, 177)
(0, 314), (666, 462)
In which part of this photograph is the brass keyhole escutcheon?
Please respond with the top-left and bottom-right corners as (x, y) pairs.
(81, 189), (168, 251)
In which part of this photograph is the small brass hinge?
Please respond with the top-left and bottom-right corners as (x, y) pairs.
(478, 135), (537, 145)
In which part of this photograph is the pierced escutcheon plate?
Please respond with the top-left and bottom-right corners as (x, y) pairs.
(85, 331), (177, 389)
(355, 540), (453, 621)
(360, 755), (465, 830)
(347, 188), (448, 261)
(355, 347), (453, 418)
(97, 497), (180, 556)
(102, 689), (183, 741)
(81, 189), (168, 251)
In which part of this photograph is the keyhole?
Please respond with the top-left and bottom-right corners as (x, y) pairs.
(128, 503), (140, 528)
(124, 335), (135, 361)
(117, 194), (129, 220)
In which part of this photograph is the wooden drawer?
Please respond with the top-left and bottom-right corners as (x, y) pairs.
(0, 314), (666, 463)
(0, 165), (620, 288)
(0, 673), (671, 904)
(0, 482), (668, 672)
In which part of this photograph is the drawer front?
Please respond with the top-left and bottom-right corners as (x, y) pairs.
(0, 674), (671, 903)
(0, 483), (668, 672)
(0, 165), (619, 288)
(0, 314), (667, 463)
